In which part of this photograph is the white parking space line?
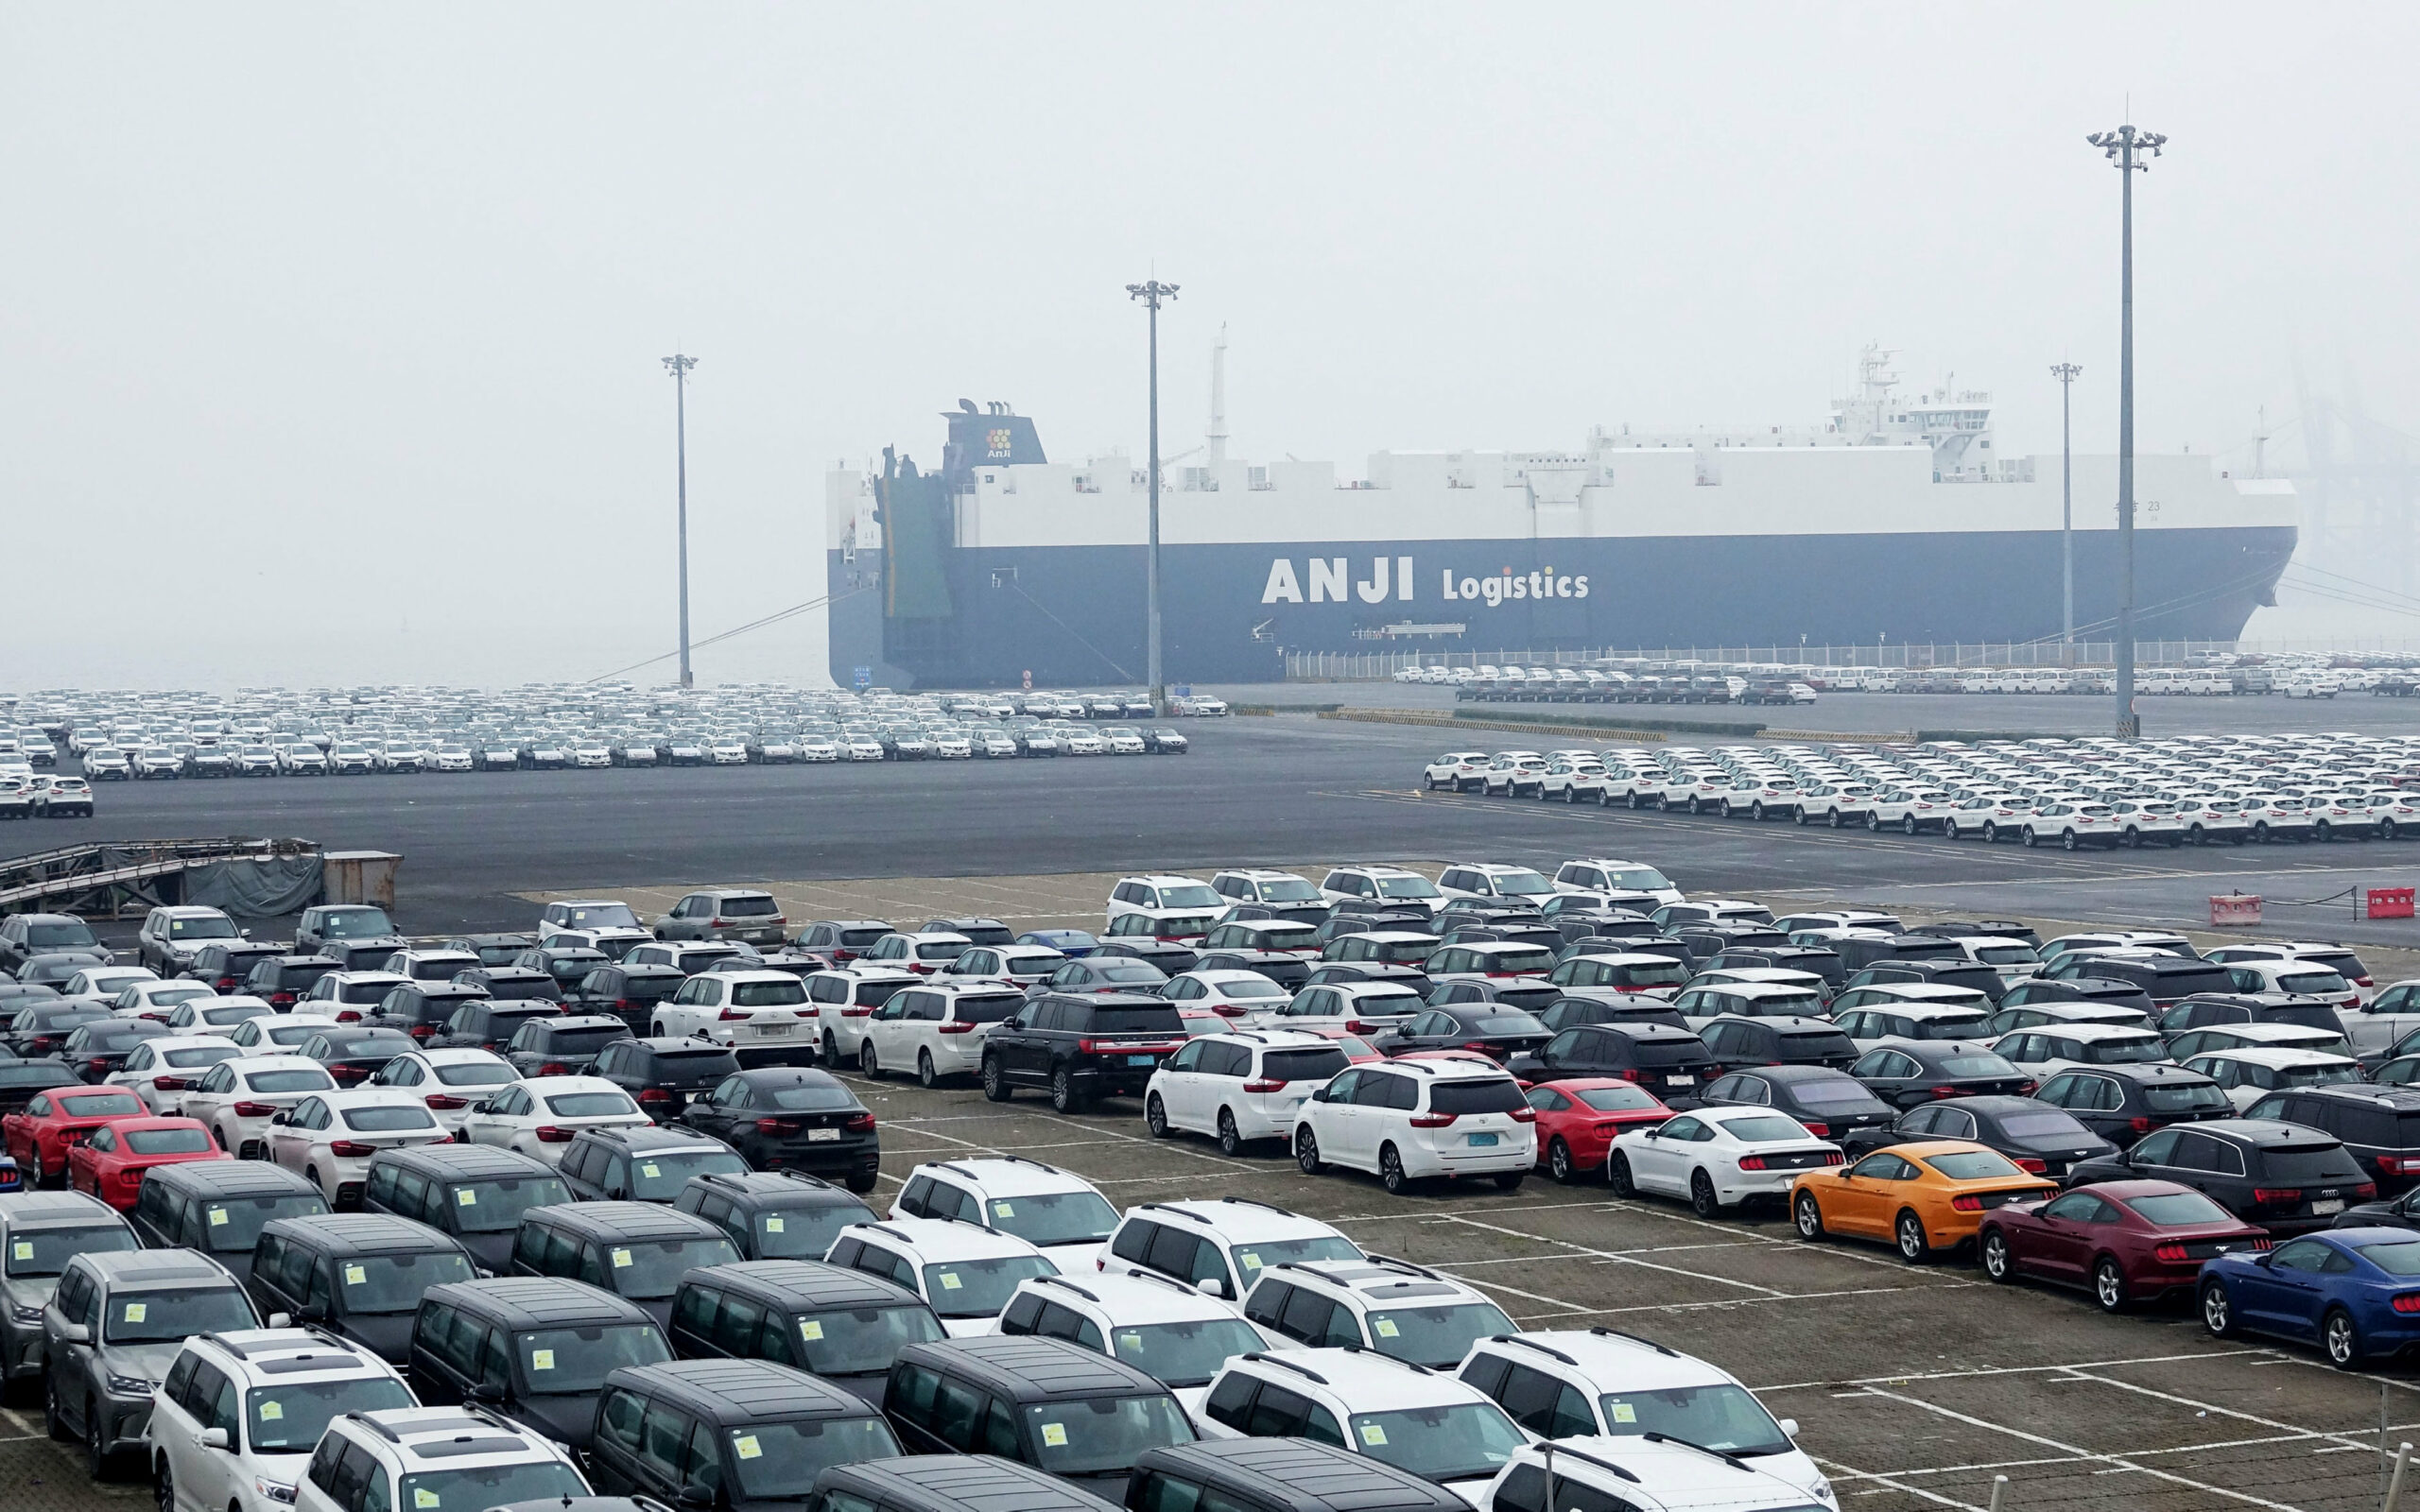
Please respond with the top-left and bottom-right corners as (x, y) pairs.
(1752, 1348), (2272, 1394)
(2053, 1366), (2380, 1454)
(1438, 1212), (1789, 1296)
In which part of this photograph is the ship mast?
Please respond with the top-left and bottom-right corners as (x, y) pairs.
(1208, 324), (1229, 468)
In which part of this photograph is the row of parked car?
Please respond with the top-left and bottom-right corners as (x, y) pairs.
(1431, 727), (2420, 847)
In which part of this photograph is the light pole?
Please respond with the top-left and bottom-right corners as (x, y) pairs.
(663, 352), (698, 689)
(2051, 361), (2083, 662)
(1126, 280), (1177, 709)
(2087, 123), (2163, 738)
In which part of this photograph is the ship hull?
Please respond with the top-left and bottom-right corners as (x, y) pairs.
(827, 524), (2296, 688)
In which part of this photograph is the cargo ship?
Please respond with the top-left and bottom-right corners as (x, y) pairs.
(825, 346), (2297, 688)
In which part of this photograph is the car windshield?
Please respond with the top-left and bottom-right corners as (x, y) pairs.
(4, 1223), (138, 1277)
(921, 1255), (1057, 1317)
(2278, 971), (2352, 995)
(1153, 885), (1220, 910)
(624, 1147), (750, 1200)
(1596, 1383), (1793, 1456)
(852, 981), (909, 1008)
(2080, 1038), (2172, 1066)
(123, 1126), (213, 1155)
(1924, 1149), (2026, 1180)
(26, 921), (98, 948)
(1364, 1300), (1516, 1367)
(1091, 1315), (1268, 1389)
(1976, 945), (2041, 965)
(245, 1377), (416, 1452)
(605, 1236), (740, 1299)
(167, 918), (236, 939)
(2277, 1063), (2362, 1089)
(795, 1302), (945, 1374)
(1377, 877), (1443, 900)
(107, 1285), (255, 1343)
(338, 1250), (476, 1314)
(723, 1418), (903, 1499)
(317, 909), (394, 939)
(2124, 1191), (2235, 1226)
(546, 1091), (637, 1118)
(397, 1461), (588, 1512)
(734, 980), (809, 1007)
(345, 1105), (438, 1132)
(1231, 1235), (1363, 1283)
(1021, 1396), (1196, 1477)
(250, 1069), (337, 1094)
(2142, 1081), (2230, 1114)
(562, 905), (641, 930)
(442, 1175), (571, 1233)
(517, 1323), (671, 1393)
(985, 1191), (1118, 1247)
(1257, 880), (1322, 902)
(1346, 1402), (1525, 1483)
(751, 1203), (873, 1261)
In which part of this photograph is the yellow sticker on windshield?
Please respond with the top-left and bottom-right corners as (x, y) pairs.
(799, 1319), (824, 1341)
(1609, 1402), (1636, 1424)
(258, 1401), (284, 1420)
(993, 1202), (1013, 1218)
(1041, 1423), (1067, 1448)
(414, 1491), (441, 1509)
(764, 1216), (785, 1233)
(1239, 1253), (1262, 1270)
(640, 1163), (661, 1179)
(1116, 1332), (1143, 1352)
(735, 1435), (762, 1460)
(207, 1208), (229, 1227)
(457, 1188), (477, 1207)
(1373, 1318), (1399, 1338)
(123, 1303), (147, 1323)
(9, 1241), (30, 1260)
(1359, 1423), (1388, 1447)
(938, 1272), (963, 1290)
(344, 1263), (368, 1285)
(531, 1349), (556, 1371)
(612, 1248), (633, 1268)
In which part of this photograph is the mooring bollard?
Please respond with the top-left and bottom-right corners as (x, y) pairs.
(2385, 1441), (2411, 1512)
(1988, 1472), (2009, 1512)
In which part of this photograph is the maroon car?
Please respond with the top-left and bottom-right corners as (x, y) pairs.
(1979, 1177), (2271, 1313)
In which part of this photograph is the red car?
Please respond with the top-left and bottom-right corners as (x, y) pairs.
(1522, 1076), (1673, 1183)
(1, 1085), (150, 1187)
(1979, 1177), (2272, 1313)
(66, 1116), (229, 1209)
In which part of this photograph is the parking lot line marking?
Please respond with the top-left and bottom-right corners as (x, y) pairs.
(1547, 1280), (1951, 1318)
(1806, 1457), (1992, 1510)
(1860, 1385), (2308, 1511)
(2053, 1366), (2378, 1453)
(1751, 1347), (2269, 1394)
(1439, 1212), (1789, 1295)
(1432, 1273), (1593, 1313)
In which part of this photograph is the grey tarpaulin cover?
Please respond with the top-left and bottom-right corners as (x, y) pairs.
(182, 854), (324, 917)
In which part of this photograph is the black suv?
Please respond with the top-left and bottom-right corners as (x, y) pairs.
(505, 1013), (635, 1077)
(242, 954), (342, 1009)
(365, 982), (491, 1042)
(126, 1160), (328, 1283)
(1696, 1065), (1894, 1141)
(1703, 944), (1847, 989)
(517, 947), (611, 997)
(249, 1211), (476, 1362)
(1132, 1439), (1466, 1512)
(184, 940), (287, 993)
(2065, 1118), (2375, 1235)
(674, 1171), (879, 1262)
(589, 1357), (901, 1512)
(981, 992), (1189, 1112)
(2045, 954), (2240, 1007)
(1696, 1014), (1858, 1073)
(1839, 1094), (2117, 1178)
(2031, 1063), (2232, 1150)
(1995, 976), (2158, 1016)
(1534, 991), (1685, 1035)
(509, 1201), (738, 1327)
(2242, 1084), (2420, 1196)
(431, 999), (566, 1054)
(0, 913), (108, 973)
(560, 1125), (750, 1204)
(678, 1068), (880, 1190)
(361, 1143), (573, 1273)
(570, 964), (689, 1031)
(1829, 934), (1970, 974)
(407, 1276), (670, 1451)
(882, 1335), (1195, 1497)
(808, 1449), (1122, 1512)
(1506, 1023), (1714, 1099)
(457, 965), (566, 1003)
(668, 1258), (943, 1399)
(1842, 959), (2010, 1004)
(2162, 994), (2349, 1048)
(596, 1037), (744, 1123)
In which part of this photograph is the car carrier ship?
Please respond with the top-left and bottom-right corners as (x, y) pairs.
(825, 346), (2297, 689)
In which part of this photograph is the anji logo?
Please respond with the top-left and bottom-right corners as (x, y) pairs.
(986, 427), (1011, 455)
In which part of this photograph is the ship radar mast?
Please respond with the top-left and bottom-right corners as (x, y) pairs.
(1207, 324), (1229, 467)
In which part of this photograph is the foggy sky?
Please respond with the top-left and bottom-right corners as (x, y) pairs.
(5, 4), (2413, 691)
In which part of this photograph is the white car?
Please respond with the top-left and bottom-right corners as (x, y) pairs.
(105, 1035), (246, 1113)
(1196, 1348), (1531, 1506)
(826, 1216), (1060, 1337)
(891, 1157), (1122, 1272)
(58, 964), (159, 1007)
(2206, 941), (2376, 1004)
(161, 992), (279, 1038)
(1480, 1435), (1825, 1512)
(942, 944), (1068, 988)
(1479, 754), (1549, 798)
(1001, 1269), (1269, 1417)
(1159, 969), (1295, 1022)
(2021, 800), (2123, 850)
(1941, 936), (2044, 982)
(1198, 919), (1322, 960)
(708, 735), (752, 765)
(1264, 980), (1427, 1034)
(1551, 858), (1682, 907)
(860, 981), (1029, 1086)
(380, 946), (483, 983)
(1147, 1030), (1356, 1153)
(2169, 796), (2255, 845)
(146, 1329), (417, 1512)
(2215, 956), (2365, 1012)
(1424, 751), (1495, 792)
(366, 1047), (521, 1133)
(808, 967), (921, 1065)
(1988, 1022), (2175, 1079)
(653, 969), (816, 1063)
(108, 978), (221, 1023)
(860, 931), (975, 976)
(266, 1089), (453, 1207)
(298, 971), (413, 1023)
(289, 1407), (586, 1512)
(2102, 799), (2187, 847)
(1106, 874), (1226, 934)
(227, 1012), (343, 1054)
(1867, 787), (1954, 833)
(178, 1054), (339, 1159)
(1318, 865), (1446, 919)
(456, 1074), (650, 1163)
(2185, 1047), (2365, 1110)
(1607, 1105), (1842, 1215)
(1293, 1057), (1535, 1194)
(1434, 862), (1559, 906)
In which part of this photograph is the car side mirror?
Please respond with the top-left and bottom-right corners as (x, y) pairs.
(268, 1111), (289, 1125)
(2252, 1251), (2274, 1269)
(1197, 1278), (1225, 1297)
(468, 1383), (506, 1404)
(299, 1301), (328, 1323)
(199, 1427), (231, 1451)
(1776, 1418), (1799, 1439)
(57, 1320), (90, 1344)
(676, 1489), (715, 1511)
(268, 1313), (293, 1330)
(1309, 1087), (1328, 1103)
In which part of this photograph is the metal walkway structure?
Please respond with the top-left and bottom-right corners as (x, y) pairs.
(0, 836), (320, 919)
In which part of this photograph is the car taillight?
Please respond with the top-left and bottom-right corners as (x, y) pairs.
(1409, 1112), (1458, 1128)
(534, 1125), (575, 1143)
(1737, 1155), (1769, 1171)
(1345, 1019), (1379, 1034)
(840, 1006), (873, 1018)
(216, 975), (239, 990)
(2153, 1242), (2189, 1263)
(233, 1100), (276, 1116)
(1212, 1005), (1250, 1018)
(614, 998), (634, 1012)
(329, 1140), (374, 1157)
(1509, 1107), (1537, 1123)
(1616, 1069), (1641, 1082)
(1821, 1151), (1845, 1165)
(2356, 1183), (2379, 1200)
(2253, 1188), (2303, 1206)
(717, 1007), (752, 1022)
(638, 1088), (674, 1105)
(1928, 1086), (1959, 1100)
(269, 992), (295, 1007)
(2394, 1294), (2420, 1314)
(938, 1021), (977, 1034)
(335, 1009), (364, 1023)
(409, 1023), (439, 1040)
(2013, 1157), (2048, 1174)
(1242, 1077), (1288, 1093)
(1950, 1194), (1983, 1211)
(2130, 1116), (2154, 1133)
(755, 1118), (803, 1134)
(844, 1111), (876, 1132)
(537, 1060), (572, 1075)
(87, 1057), (112, 1073)
(330, 1064), (369, 1082)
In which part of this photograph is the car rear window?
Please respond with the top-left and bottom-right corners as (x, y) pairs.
(2146, 966), (2239, 998)
(2258, 1145), (2362, 1182)
(853, 980), (909, 1007)
(124, 1127), (213, 1155)
(1937, 1054), (2020, 1078)
(1427, 1078), (1526, 1115)
(1084, 1006), (1184, 1034)
(345, 1105), (437, 1132)
(734, 980), (809, 1007)
(648, 1048), (743, 1085)
(1924, 1149), (2025, 1179)
(2279, 971), (2353, 996)
(1573, 1083), (1663, 1112)
(2123, 1190), (2233, 1226)
(1259, 1047), (1351, 1082)
(2142, 1080), (2229, 1113)
(544, 1026), (630, 1055)
(717, 897), (780, 918)
(1484, 948), (1557, 974)
(1911, 1015), (1993, 1040)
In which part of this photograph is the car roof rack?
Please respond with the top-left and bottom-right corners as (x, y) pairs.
(1586, 1325), (1678, 1357)
(1241, 1351), (1329, 1385)
(1362, 1254), (1443, 1280)
(1538, 1441), (1642, 1485)
(1495, 1334), (1578, 1366)
(1215, 1197), (1296, 1217)
(1136, 1203), (1210, 1225)
(998, 1155), (1061, 1174)
(344, 1412), (405, 1444)
(1642, 1432), (1751, 1472)
(1033, 1276), (1101, 1302)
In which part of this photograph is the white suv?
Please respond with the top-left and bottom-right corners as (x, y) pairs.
(1291, 1057), (1536, 1194)
(824, 1216), (1058, 1336)
(1101, 1197), (1365, 1302)
(1319, 866), (1445, 919)
(652, 970), (815, 1063)
(1480, 1435), (1829, 1512)
(178, 1055), (338, 1160)
(1106, 876), (1226, 935)
(1458, 1331), (1834, 1506)
(147, 1329), (417, 1512)
(1434, 863), (1559, 906)
(1196, 1348), (1530, 1505)
(1238, 1256), (1514, 1368)
(1211, 869), (1333, 917)
(1422, 753), (1495, 792)
(861, 931), (975, 976)
(1000, 1268), (1270, 1416)
(290, 1405), (588, 1512)
(1146, 1030), (1357, 1153)
(861, 982), (1029, 1086)
(807, 968), (920, 1065)
(266, 1090), (452, 1207)
(890, 1157), (1121, 1271)
(1264, 981), (1426, 1035)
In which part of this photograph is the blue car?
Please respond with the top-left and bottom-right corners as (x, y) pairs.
(0, 1155), (17, 1193)
(1018, 929), (1097, 958)
(2200, 1225), (2420, 1368)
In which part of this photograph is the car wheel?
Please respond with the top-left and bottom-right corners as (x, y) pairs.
(845, 1167), (878, 1194)
(1049, 1066), (1083, 1113)
(2255, 820), (2271, 843)
(1718, 800), (1734, 818)
(1792, 1190), (1824, 1240)
(2061, 828), (2079, 850)
(1829, 809), (1845, 829)
(1548, 1137), (1577, 1183)
(1902, 815), (1919, 836)
(1627, 792), (1644, 810)
(2092, 1255), (2129, 1314)
(917, 1050), (939, 1089)
(2386, 818), (2401, 841)
(44, 1374), (69, 1440)
(1792, 807), (1809, 826)
(1980, 1227), (2014, 1282)
(982, 1057), (1012, 1101)
(2022, 827), (2038, 848)
(1608, 1152), (1636, 1198)
(1982, 822), (1999, 844)
(1146, 1094), (1172, 1139)
(154, 1457), (175, 1512)
(27, 1148), (45, 1187)
(1689, 1169), (1723, 1218)
(821, 1031), (839, 1064)
(87, 1398), (112, 1481)
(1494, 1170), (1525, 1191)
(2120, 827), (2139, 849)
(1753, 801), (1769, 821)
(2187, 823), (2205, 845)
(2325, 1307), (2365, 1370)
(1217, 1109), (1244, 1157)
(2318, 821), (2336, 843)
(1379, 1143), (1411, 1194)
(1565, 786), (1580, 805)
(1295, 1126), (1325, 1175)
(1866, 813), (1881, 832)
(859, 1043), (879, 1078)
(1894, 1209), (1930, 1263)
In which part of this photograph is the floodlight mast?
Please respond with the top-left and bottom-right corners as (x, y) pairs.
(663, 352), (699, 689)
(1125, 281), (1178, 711)
(2086, 123), (2164, 738)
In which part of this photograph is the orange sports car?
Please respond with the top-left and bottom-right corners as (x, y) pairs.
(1789, 1139), (2057, 1263)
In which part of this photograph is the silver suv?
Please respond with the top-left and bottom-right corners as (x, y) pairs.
(43, 1246), (262, 1478)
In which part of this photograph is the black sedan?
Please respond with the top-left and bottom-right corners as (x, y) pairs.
(4, 1004), (110, 1058)
(443, 934), (538, 967)
(1694, 1065), (1895, 1142)
(1372, 1005), (1552, 1063)
(12, 954), (109, 990)
(678, 1067), (879, 1191)
(1849, 1040), (2033, 1109)
(1841, 1094), (2118, 1178)
(1537, 991), (1687, 1035)
(2333, 1185), (2420, 1234)
(456, 966), (563, 1002)
(299, 1027), (417, 1086)
(1030, 957), (1171, 998)
(58, 1019), (174, 1081)
(1191, 950), (1311, 992)
(1090, 940), (1199, 976)
(503, 1014), (636, 1077)
(1140, 727), (1188, 754)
